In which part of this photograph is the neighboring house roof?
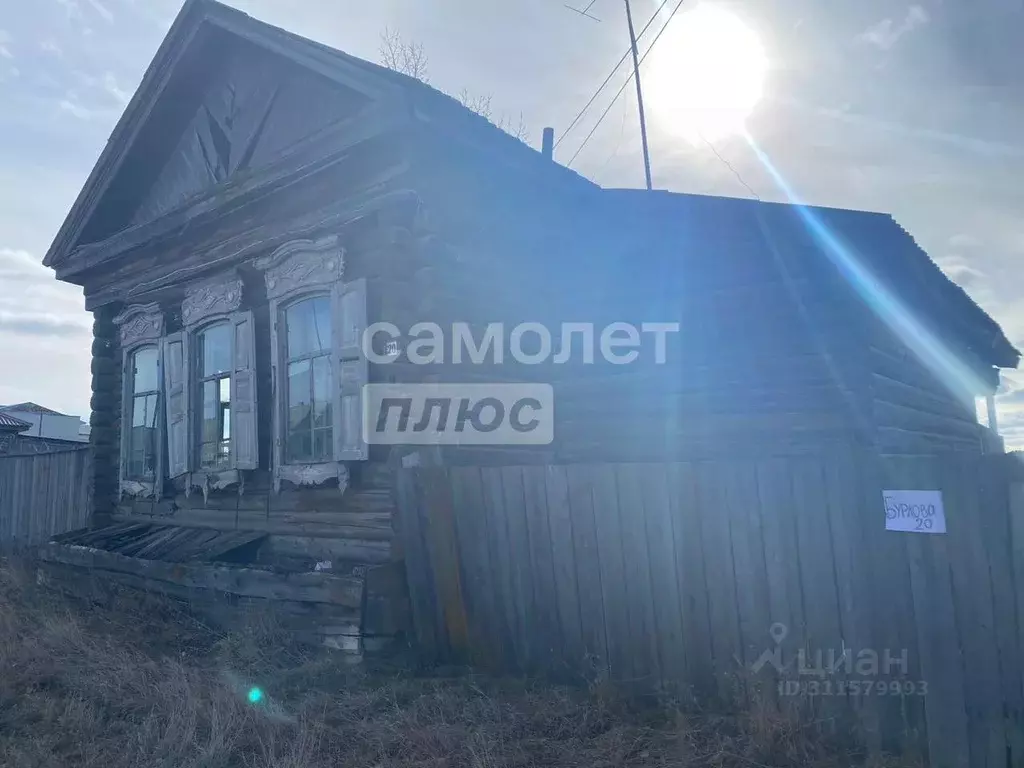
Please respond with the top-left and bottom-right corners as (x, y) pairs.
(1, 402), (68, 416)
(0, 412), (32, 433)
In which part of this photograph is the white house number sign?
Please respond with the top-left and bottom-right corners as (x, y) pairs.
(883, 489), (947, 534)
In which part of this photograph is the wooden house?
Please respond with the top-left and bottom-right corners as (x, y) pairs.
(40, 0), (1017, 653)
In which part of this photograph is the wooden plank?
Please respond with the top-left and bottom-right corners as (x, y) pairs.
(790, 456), (847, 725)
(822, 447), (881, 748)
(565, 464), (609, 675)
(754, 458), (804, 705)
(638, 463), (686, 687)
(978, 458), (1024, 763)
(419, 468), (470, 661)
(394, 469), (440, 658)
(521, 465), (563, 670)
(500, 466), (536, 671)
(695, 461), (742, 701)
(588, 464), (633, 682)
(669, 462), (715, 699)
(450, 466), (506, 669)
(614, 463), (661, 684)
(197, 530), (268, 562)
(723, 459), (773, 707)
(37, 544), (364, 607)
(940, 454), (1004, 767)
(857, 453), (926, 755)
(890, 456), (969, 768)
(480, 467), (519, 671)
(544, 465), (585, 673)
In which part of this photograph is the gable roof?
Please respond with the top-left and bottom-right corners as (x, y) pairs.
(1, 402), (68, 416)
(0, 412), (32, 433)
(45, 1), (1014, 377)
(44, 0), (592, 270)
(599, 189), (1019, 371)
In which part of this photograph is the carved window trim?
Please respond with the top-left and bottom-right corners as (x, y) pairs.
(114, 303), (165, 500)
(257, 236), (352, 494)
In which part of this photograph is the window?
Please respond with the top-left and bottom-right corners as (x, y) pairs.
(283, 296), (333, 463)
(196, 322), (233, 469)
(163, 278), (258, 483)
(127, 346), (160, 480)
(259, 238), (368, 493)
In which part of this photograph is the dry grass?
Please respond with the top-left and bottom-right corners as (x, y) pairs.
(0, 558), (913, 767)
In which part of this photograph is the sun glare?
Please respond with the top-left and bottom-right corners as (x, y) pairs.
(644, 4), (767, 143)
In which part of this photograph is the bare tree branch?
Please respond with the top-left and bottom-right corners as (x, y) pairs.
(378, 30), (530, 144)
(378, 27), (430, 82)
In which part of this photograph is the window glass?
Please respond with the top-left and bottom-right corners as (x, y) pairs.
(133, 347), (159, 393)
(286, 297), (331, 358)
(284, 296), (333, 464)
(197, 323), (232, 470)
(199, 323), (232, 377)
(127, 346), (159, 480)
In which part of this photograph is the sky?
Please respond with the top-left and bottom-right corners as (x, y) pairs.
(0, 0), (1022, 444)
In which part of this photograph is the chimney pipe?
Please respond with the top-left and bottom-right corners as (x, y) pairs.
(541, 127), (554, 160)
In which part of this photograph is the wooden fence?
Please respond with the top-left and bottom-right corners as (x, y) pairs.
(0, 447), (91, 549)
(397, 449), (1024, 767)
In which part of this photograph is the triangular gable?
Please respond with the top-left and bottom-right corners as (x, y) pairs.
(43, 0), (405, 269)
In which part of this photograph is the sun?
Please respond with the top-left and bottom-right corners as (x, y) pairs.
(643, 4), (768, 143)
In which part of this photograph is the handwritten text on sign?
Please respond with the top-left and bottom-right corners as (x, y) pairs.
(883, 490), (946, 534)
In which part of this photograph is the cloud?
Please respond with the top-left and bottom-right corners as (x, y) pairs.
(0, 30), (12, 60)
(857, 5), (930, 51)
(85, 0), (114, 24)
(102, 72), (129, 104)
(0, 313), (89, 337)
(40, 39), (63, 57)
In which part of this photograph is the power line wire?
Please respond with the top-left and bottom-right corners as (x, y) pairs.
(567, 0), (686, 167)
(555, 0), (671, 149)
(700, 134), (761, 199)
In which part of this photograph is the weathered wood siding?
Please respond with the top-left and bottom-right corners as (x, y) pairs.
(0, 447), (91, 548)
(398, 451), (1024, 767)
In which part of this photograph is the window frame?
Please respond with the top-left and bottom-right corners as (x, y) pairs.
(259, 235), (366, 494)
(114, 303), (165, 499)
(125, 344), (162, 481)
(280, 292), (335, 466)
(171, 276), (258, 496)
(192, 319), (235, 472)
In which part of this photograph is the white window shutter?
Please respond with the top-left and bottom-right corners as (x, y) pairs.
(162, 331), (190, 478)
(333, 278), (368, 461)
(231, 310), (259, 470)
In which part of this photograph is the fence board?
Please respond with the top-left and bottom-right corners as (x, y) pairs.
(0, 448), (91, 549)
(588, 464), (633, 681)
(565, 465), (608, 675)
(615, 463), (662, 683)
(450, 466), (505, 669)
(395, 450), (1024, 767)
(639, 463), (687, 687)
(697, 461), (743, 700)
(977, 459), (1024, 762)
(521, 465), (563, 670)
(669, 462), (715, 698)
(942, 455), (1004, 768)
(500, 466), (536, 670)
(481, 467), (519, 671)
